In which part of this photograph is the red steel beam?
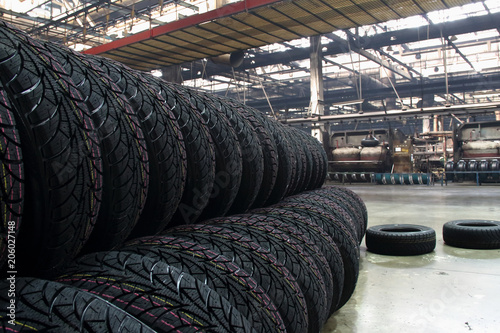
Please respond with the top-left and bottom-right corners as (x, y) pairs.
(84, 0), (283, 55)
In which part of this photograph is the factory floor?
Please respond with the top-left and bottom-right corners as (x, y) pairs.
(321, 181), (500, 333)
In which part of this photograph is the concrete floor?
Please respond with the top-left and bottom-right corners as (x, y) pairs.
(321, 182), (500, 333)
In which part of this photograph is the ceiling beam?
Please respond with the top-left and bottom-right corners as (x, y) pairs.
(327, 32), (413, 80)
(235, 12), (500, 70)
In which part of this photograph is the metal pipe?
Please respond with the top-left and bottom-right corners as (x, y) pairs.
(281, 102), (500, 124)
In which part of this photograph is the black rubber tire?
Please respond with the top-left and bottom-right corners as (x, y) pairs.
(0, 22), (103, 277)
(306, 187), (366, 243)
(231, 102), (279, 209)
(271, 201), (359, 310)
(443, 220), (500, 249)
(86, 55), (187, 237)
(297, 132), (327, 189)
(201, 94), (264, 214)
(202, 215), (330, 332)
(291, 129), (314, 194)
(144, 79), (216, 224)
(366, 224), (436, 255)
(251, 207), (344, 314)
(57, 251), (255, 333)
(282, 194), (358, 243)
(0, 87), (23, 268)
(180, 87), (243, 221)
(42, 45), (151, 251)
(120, 235), (286, 333)
(166, 225), (309, 333)
(284, 128), (307, 196)
(265, 123), (296, 205)
(326, 185), (368, 232)
(0, 277), (155, 332)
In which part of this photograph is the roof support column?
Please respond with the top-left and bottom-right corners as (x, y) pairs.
(310, 35), (325, 142)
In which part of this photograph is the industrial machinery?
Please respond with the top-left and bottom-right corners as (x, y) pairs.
(327, 128), (402, 182)
(327, 127), (445, 184)
(445, 121), (500, 183)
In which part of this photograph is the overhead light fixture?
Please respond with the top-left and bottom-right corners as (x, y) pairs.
(450, 35), (458, 41)
(386, 45), (393, 52)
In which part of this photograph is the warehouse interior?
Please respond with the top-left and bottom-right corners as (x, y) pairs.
(1, 0), (500, 332)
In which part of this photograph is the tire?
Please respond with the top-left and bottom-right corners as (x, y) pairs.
(145, 79), (216, 224)
(297, 132), (327, 189)
(271, 201), (359, 310)
(58, 251), (255, 333)
(202, 94), (264, 214)
(282, 194), (358, 243)
(292, 129), (314, 194)
(306, 187), (366, 243)
(251, 207), (344, 314)
(0, 22), (103, 277)
(231, 102), (279, 209)
(0, 87), (23, 268)
(166, 225), (309, 333)
(266, 123), (296, 205)
(120, 235), (286, 333)
(0, 277), (155, 332)
(202, 215), (330, 332)
(366, 224), (436, 255)
(326, 185), (368, 232)
(86, 55), (186, 237)
(43, 45), (150, 251)
(443, 220), (500, 249)
(180, 87), (243, 221)
(284, 128), (307, 196)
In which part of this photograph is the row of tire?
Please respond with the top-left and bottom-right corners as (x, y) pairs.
(0, 20), (327, 277)
(445, 159), (500, 181)
(1, 186), (367, 332)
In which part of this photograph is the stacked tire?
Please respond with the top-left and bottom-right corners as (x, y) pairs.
(1, 186), (367, 332)
(0, 20), (365, 332)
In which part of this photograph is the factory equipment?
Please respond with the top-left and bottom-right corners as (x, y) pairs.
(328, 129), (402, 182)
(445, 121), (500, 183)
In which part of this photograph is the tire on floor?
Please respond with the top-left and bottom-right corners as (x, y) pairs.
(366, 224), (436, 255)
(443, 220), (500, 249)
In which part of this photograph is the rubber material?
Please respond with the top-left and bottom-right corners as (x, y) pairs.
(166, 226), (309, 333)
(251, 207), (344, 313)
(58, 251), (256, 333)
(86, 55), (186, 238)
(120, 235), (286, 333)
(0, 87), (23, 268)
(366, 224), (436, 255)
(181, 87), (243, 221)
(43, 45), (150, 251)
(145, 79), (216, 224)
(0, 277), (155, 332)
(202, 215), (330, 332)
(0, 22), (102, 277)
(271, 201), (360, 310)
(443, 220), (500, 249)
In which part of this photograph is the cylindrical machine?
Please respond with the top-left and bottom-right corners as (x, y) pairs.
(332, 147), (361, 161)
(360, 146), (387, 161)
(462, 141), (500, 159)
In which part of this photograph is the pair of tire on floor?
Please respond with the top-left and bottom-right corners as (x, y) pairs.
(366, 220), (500, 255)
(1, 186), (367, 333)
